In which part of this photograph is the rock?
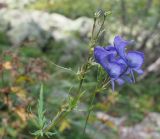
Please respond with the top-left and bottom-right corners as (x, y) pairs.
(140, 57), (160, 80)
(96, 112), (160, 139)
(120, 112), (160, 139)
(96, 112), (126, 127)
(0, 9), (93, 48)
(0, 0), (36, 8)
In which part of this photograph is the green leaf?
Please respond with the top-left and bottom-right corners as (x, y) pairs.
(37, 84), (46, 129)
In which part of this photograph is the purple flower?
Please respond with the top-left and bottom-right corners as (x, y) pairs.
(114, 36), (144, 82)
(94, 36), (144, 91)
(94, 46), (130, 91)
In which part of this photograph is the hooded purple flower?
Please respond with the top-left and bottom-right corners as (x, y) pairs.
(114, 36), (144, 82)
(94, 36), (144, 91)
(94, 46), (131, 91)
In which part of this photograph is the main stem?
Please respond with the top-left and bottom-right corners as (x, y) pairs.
(44, 25), (95, 134)
(44, 48), (92, 133)
(44, 13), (106, 133)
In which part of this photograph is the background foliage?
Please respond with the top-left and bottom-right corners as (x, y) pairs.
(0, 0), (160, 138)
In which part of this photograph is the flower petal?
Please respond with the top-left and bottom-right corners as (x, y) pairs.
(94, 46), (108, 63)
(115, 74), (132, 87)
(106, 62), (124, 78)
(114, 36), (132, 59)
(134, 69), (144, 75)
(94, 46), (124, 79)
(94, 47), (112, 73)
(126, 51), (144, 68)
(121, 75), (133, 83)
(117, 58), (128, 70)
(104, 45), (117, 56)
(116, 78), (125, 85)
(111, 79), (115, 92)
(130, 69), (135, 83)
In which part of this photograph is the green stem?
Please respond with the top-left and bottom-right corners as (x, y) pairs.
(43, 12), (105, 133)
(83, 79), (110, 134)
(91, 17), (96, 39)
(44, 108), (66, 132)
(95, 15), (106, 41)
(44, 55), (91, 133)
(83, 88), (97, 134)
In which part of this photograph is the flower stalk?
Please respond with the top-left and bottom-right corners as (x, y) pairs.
(43, 10), (108, 134)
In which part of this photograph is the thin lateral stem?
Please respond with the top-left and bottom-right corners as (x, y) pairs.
(83, 79), (110, 134)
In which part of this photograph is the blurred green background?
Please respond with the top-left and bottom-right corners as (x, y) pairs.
(0, 0), (160, 139)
